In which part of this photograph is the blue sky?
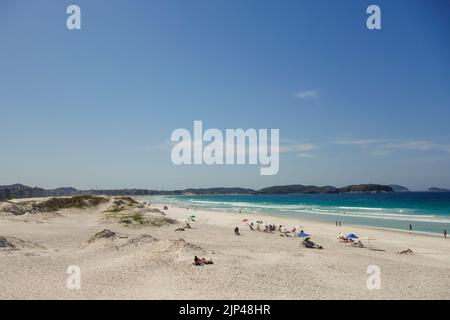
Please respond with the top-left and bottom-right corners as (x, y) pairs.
(1, 0), (449, 190)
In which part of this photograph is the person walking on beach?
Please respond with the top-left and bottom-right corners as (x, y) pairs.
(444, 229), (447, 239)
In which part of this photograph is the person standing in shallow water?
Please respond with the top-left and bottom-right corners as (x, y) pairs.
(444, 229), (447, 239)
(409, 224), (412, 231)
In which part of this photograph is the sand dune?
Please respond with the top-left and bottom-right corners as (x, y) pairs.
(0, 196), (449, 299)
(0, 235), (45, 251)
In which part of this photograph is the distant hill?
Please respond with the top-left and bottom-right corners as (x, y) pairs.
(256, 184), (393, 194)
(388, 184), (410, 192)
(0, 184), (48, 199)
(337, 184), (393, 193)
(0, 184), (257, 200)
(0, 184), (161, 200)
(172, 187), (256, 195)
(50, 187), (79, 196)
(0, 183), (399, 200)
(428, 187), (450, 192)
(256, 185), (337, 194)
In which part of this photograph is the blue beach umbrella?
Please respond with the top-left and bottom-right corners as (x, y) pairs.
(296, 232), (311, 238)
(346, 233), (359, 239)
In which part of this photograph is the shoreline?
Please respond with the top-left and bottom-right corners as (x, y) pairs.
(160, 203), (447, 240)
(143, 196), (447, 238)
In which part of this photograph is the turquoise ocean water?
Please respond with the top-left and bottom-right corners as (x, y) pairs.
(143, 193), (450, 234)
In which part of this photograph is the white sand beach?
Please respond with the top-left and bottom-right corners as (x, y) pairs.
(0, 196), (449, 300)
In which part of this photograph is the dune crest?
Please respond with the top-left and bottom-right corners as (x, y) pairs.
(103, 197), (177, 227)
(0, 235), (45, 251)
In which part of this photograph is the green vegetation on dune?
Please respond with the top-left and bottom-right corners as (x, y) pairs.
(31, 196), (109, 212)
(118, 213), (176, 227)
(104, 197), (143, 213)
(121, 213), (145, 224)
(102, 197), (177, 227)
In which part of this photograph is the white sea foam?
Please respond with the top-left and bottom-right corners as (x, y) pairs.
(286, 208), (450, 223)
(338, 206), (384, 211)
(146, 196), (450, 225)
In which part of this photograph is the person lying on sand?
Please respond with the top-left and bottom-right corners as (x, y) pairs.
(351, 240), (364, 248)
(193, 256), (214, 266)
(301, 237), (323, 249)
(338, 233), (350, 243)
(193, 256), (202, 266)
(398, 249), (414, 255)
(183, 223), (192, 229)
(175, 227), (185, 232)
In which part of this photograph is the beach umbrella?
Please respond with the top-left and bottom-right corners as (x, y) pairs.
(296, 232), (311, 238)
(295, 225), (304, 230)
(242, 219), (249, 223)
(346, 233), (359, 239)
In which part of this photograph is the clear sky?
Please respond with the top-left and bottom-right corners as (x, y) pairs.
(1, 0), (449, 190)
